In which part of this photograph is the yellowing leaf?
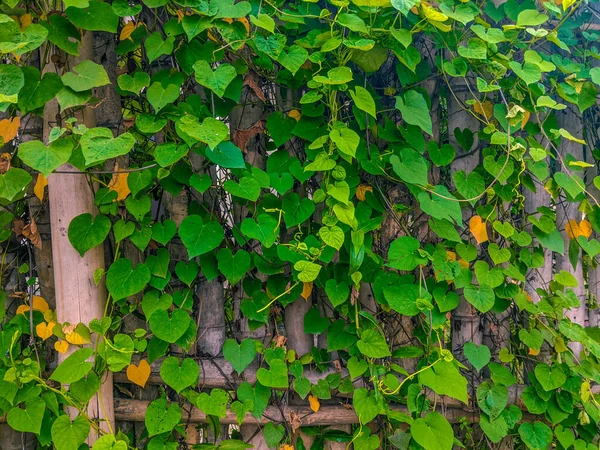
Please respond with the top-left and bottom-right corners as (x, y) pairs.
(54, 340), (69, 354)
(238, 17), (250, 36)
(288, 110), (301, 121)
(34, 173), (48, 202)
(176, 10), (185, 22)
(446, 251), (457, 261)
(36, 321), (55, 341)
(308, 394), (320, 412)
(566, 219), (592, 239)
(120, 21), (138, 41)
(521, 110), (530, 130)
(301, 282), (313, 300)
(65, 331), (85, 345)
(18, 296), (49, 315)
(108, 165), (130, 201)
(458, 259), (469, 269)
(0, 117), (20, 144)
(20, 14), (32, 31)
(356, 184), (373, 201)
(421, 5), (449, 22)
(127, 360), (151, 388)
(469, 215), (488, 244)
(279, 445), (294, 450)
(473, 101), (493, 121)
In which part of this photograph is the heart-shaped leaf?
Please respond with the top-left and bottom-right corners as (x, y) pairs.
(68, 213), (111, 257)
(61, 60), (110, 92)
(106, 258), (151, 300)
(146, 395), (181, 437)
(152, 220), (177, 245)
(223, 338), (257, 374)
(149, 309), (191, 343)
(179, 215), (224, 258)
(175, 261), (199, 286)
(463, 342), (491, 372)
(7, 398), (45, 434)
(193, 60), (237, 97)
(196, 388), (228, 418)
(241, 214), (279, 248)
(51, 415), (90, 450)
(410, 412), (454, 450)
(476, 381), (508, 421)
(534, 364), (566, 391)
(18, 138), (73, 177)
(176, 115), (229, 151)
(256, 358), (288, 388)
(81, 128), (135, 166)
(160, 356), (199, 393)
(117, 71), (150, 94)
(217, 248), (252, 285)
(325, 279), (349, 307)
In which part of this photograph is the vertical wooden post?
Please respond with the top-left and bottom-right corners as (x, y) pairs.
(46, 31), (114, 439)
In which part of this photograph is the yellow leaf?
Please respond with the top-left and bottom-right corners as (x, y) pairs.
(36, 321), (55, 341)
(308, 394), (320, 413)
(473, 101), (493, 121)
(528, 347), (540, 356)
(566, 219), (592, 239)
(16, 305), (28, 315)
(520, 110), (530, 130)
(176, 10), (185, 22)
(0, 117), (20, 144)
(301, 282), (313, 300)
(34, 173), (47, 202)
(469, 215), (488, 244)
(120, 21), (136, 41)
(446, 251), (457, 261)
(127, 360), (151, 388)
(356, 184), (373, 201)
(458, 259), (469, 269)
(65, 331), (85, 345)
(288, 110), (301, 121)
(108, 165), (130, 201)
(19, 14), (32, 31)
(207, 30), (219, 43)
(421, 4), (448, 22)
(54, 340), (69, 354)
(279, 445), (294, 450)
(18, 296), (49, 315)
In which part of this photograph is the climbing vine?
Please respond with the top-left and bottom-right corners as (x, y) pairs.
(0, 0), (600, 449)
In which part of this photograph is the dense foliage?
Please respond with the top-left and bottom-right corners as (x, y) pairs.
(1, 0), (600, 448)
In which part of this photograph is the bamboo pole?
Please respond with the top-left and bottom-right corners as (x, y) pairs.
(46, 31), (114, 439)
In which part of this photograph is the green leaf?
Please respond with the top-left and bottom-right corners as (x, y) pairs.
(411, 412), (454, 450)
(0, 64), (24, 109)
(325, 279), (349, 307)
(277, 45), (308, 74)
(282, 193), (315, 227)
(353, 388), (383, 424)
(224, 176), (261, 201)
(419, 360), (467, 403)
(61, 60), (110, 92)
(390, 0), (420, 15)
(142, 290), (172, 320)
(50, 348), (94, 384)
(177, 115), (229, 150)
(250, 13), (275, 33)
(463, 342), (491, 371)
(395, 91), (433, 136)
(145, 32), (175, 63)
(0, 168), (31, 202)
(463, 284), (495, 313)
(106, 258), (151, 300)
(196, 388), (228, 418)
(518, 422), (552, 450)
(154, 143), (188, 167)
(149, 309), (192, 343)
(146, 395), (182, 437)
(193, 60), (237, 97)
(304, 308), (330, 334)
(357, 329), (391, 358)
(92, 435), (128, 450)
(350, 86), (376, 118)
(179, 215), (224, 258)
(319, 225), (345, 250)
(18, 138), (73, 177)
(147, 82), (180, 112)
(387, 236), (426, 270)
(256, 358), (288, 388)
(534, 364), (566, 391)
(7, 398), (45, 434)
(241, 214), (279, 247)
(294, 260), (322, 282)
(217, 248), (251, 284)
(516, 10), (548, 26)
(223, 338), (257, 374)
(81, 128), (135, 166)
(160, 357), (199, 393)
(263, 423), (285, 448)
(118, 72), (150, 94)
(66, 2), (119, 32)
(390, 148), (429, 186)
(51, 415), (90, 450)
(68, 213), (111, 257)
(18, 68), (63, 114)
(330, 125), (359, 158)
(476, 381), (508, 421)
